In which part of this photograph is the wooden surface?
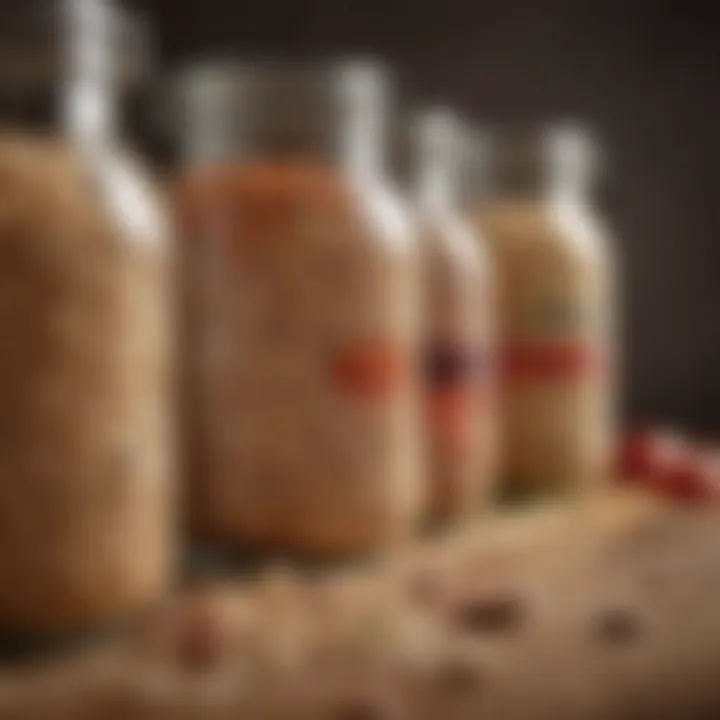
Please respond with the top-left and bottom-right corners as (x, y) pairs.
(2, 491), (720, 719)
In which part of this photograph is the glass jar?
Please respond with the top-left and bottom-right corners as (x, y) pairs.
(0, 1), (171, 641)
(469, 126), (615, 499)
(172, 61), (421, 556)
(402, 109), (497, 522)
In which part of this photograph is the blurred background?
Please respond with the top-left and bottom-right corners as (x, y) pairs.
(124, 0), (720, 432)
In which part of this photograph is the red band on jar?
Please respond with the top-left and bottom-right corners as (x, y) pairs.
(330, 341), (408, 402)
(502, 343), (600, 382)
(424, 345), (478, 388)
(424, 344), (490, 454)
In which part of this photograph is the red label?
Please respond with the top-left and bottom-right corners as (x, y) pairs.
(424, 343), (491, 455)
(502, 343), (600, 383)
(330, 341), (408, 402)
(424, 345), (485, 389)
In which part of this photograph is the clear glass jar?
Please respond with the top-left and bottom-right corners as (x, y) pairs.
(469, 126), (615, 498)
(402, 109), (497, 522)
(173, 61), (421, 556)
(0, 1), (171, 640)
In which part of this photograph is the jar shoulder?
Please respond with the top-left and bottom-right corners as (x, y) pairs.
(95, 145), (169, 253)
(478, 198), (613, 271)
(350, 176), (415, 256)
(417, 207), (488, 276)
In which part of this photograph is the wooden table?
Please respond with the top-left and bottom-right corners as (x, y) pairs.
(1, 491), (720, 719)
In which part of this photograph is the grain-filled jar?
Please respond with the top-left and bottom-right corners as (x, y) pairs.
(469, 126), (615, 498)
(0, 1), (172, 639)
(174, 62), (421, 555)
(401, 110), (497, 521)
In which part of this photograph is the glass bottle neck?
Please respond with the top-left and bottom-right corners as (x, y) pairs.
(406, 109), (467, 214)
(176, 62), (389, 180)
(485, 125), (595, 206)
(1, 1), (145, 147)
(417, 167), (455, 212)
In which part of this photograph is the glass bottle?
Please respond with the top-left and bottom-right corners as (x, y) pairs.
(0, 0), (171, 641)
(469, 126), (615, 499)
(403, 109), (497, 522)
(172, 61), (421, 556)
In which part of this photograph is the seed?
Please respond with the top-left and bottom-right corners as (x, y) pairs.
(454, 593), (523, 634)
(596, 606), (639, 643)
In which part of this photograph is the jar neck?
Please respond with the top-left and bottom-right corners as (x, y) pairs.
(176, 62), (389, 179)
(426, 124), (489, 215)
(417, 168), (455, 213)
(1, 1), (146, 147)
(401, 109), (467, 214)
(63, 0), (130, 154)
(485, 125), (596, 206)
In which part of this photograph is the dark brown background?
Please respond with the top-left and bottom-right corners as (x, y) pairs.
(132, 0), (720, 432)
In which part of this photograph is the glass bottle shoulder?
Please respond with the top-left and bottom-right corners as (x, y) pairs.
(476, 196), (610, 271)
(348, 173), (416, 256)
